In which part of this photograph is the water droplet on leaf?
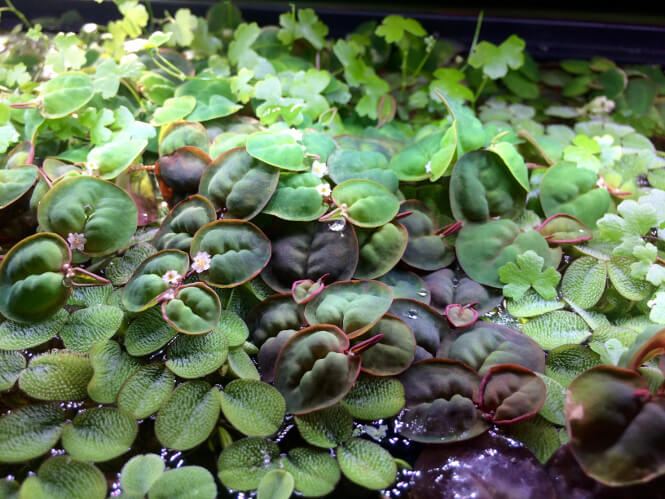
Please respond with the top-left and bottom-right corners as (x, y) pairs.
(328, 218), (346, 232)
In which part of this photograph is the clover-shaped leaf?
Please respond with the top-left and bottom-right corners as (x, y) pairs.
(498, 250), (561, 301)
(468, 35), (525, 80)
(375, 15), (426, 43)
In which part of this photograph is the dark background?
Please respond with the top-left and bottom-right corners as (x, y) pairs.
(4, 0), (665, 63)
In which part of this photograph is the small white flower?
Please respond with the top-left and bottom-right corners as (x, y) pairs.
(312, 160), (328, 178)
(425, 161), (432, 174)
(162, 289), (175, 301)
(285, 128), (303, 143)
(315, 183), (331, 197)
(67, 232), (86, 251)
(191, 251), (212, 273)
(84, 157), (99, 176)
(588, 96), (615, 114)
(162, 270), (182, 286)
(81, 23), (98, 34)
(424, 35), (436, 52)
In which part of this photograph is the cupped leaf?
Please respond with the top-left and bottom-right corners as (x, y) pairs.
(0, 233), (71, 323)
(398, 201), (454, 271)
(122, 249), (189, 312)
(117, 364), (175, 419)
(159, 121), (210, 156)
(61, 407), (138, 462)
(354, 222), (408, 279)
(450, 150), (527, 222)
(566, 366), (665, 486)
(190, 219), (271, 288)
(60, 304), (124, 353)
(331, 179), (399, 228)
(378, 268), (430, 303)
(538, 213), (593, 244)
(19, 456), (106, 499)
(0, 308), (68, 350)
(261, 221), (358, 292)
(456, 220), (560, 287)
(274, 324), (360, 414)
(19, 350), (93, 401)
(0, 350), (25, 390)
(87, 139), (147, 179)
(38, 176), (138, 256)
(120, 454), (165, 496)
(166, 326), (228, 378)
(397, 359), (488, 443)
(155, 381), (221, 450)
(561, 256), (607, 309)
(199, 147), (279, 219)
(246, 131), (307, 171)
(41, 72), (94, 119)
(258, 329), (297, 383)
(389, 298), (450, 356)
(153, 96), (197, 126)
(162, 283), (221, 334)
(424, 268), (502, 315)
(304, 280), (393, 337)
(292, 277), (326, 305)
(262, 172), (328, 221)
(337, 438), (396, 490)
(153, 195), (216, 251)
(281, 447), (340, 497)
(125, 307), (179, 356)
(487, 141), (530, 191)
(248, 294), (305, 348)
(0, 165), (38, 209)
(443, 322), (546, 375)
(155, 146), (211, 206)
(389, 130), (444, 181)
(87, 340), (141, 404)
(217, 437), (280, 491)
(294, 403), (353, 448)
(522, 310), (590, 350)
(220, 379), (286, 436)
(342, 373), (405, 420)
(539, 162), (610, 228)
(148, 466), (217, 499)
(328, 149), (398, 192)
(479, 364), (547, 424)
(356, 314), (415, 376)
(0, 403), (65, 463)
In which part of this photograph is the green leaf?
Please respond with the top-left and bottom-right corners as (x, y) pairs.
(0, 309), (68, 350)
(246, 131), (307, 171)
(217, 437), (280, 490)
(375, 15), (426, 43)
(166, 327), (228, 378)
(295, 404), (353, 448)
(41, 72), (94, 119)
(19, 350), (93, 401)
(522, 310), (590, 350)
(499, 250), (561, 300)
(331, 179), (400, 228)
(336, 438), (396, 490)
(87, 138), (147, 179)
(120, 454), (165, 496)
(507, 415), (560, 463)
(153, 96), (197, 126)
(220, 379), (285, 436)
(468, 35), (525, 79)
(257, 470), (294, 499)
(60, 305), (124, 353)
(148, 466), (217, 499)
(155, 381), (221, 450)
(68, 285), (113, 307)
(87, 340), (141, 403)
(281, 447), (340, 497)
(0, 350), (25, 390)
(19, 456), (106, 499)
(117, 364), (175, 419)
(163, 283), (221, 334)
(217, 310), (249, 347)
(561, 256), (607, 309)
(164, 8), (198, 46)
(545, 344), (601, 387)
(61, 407), (138, 462)
(342, 373), (405, 420)
(105, 243), (156, 286)
(277, 8), (328, 50)
(263, 172), (328, 221)
(125, 307), (179, 356)
(536, 373), (566, 426)
(505, 289), (564, 318)
(227, 345), (260, 380)
(0, 403), (65, 463)
(607, 256), (652, 301)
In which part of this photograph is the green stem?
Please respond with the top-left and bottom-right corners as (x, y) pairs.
(3, 0), (32, 29)
(407, 49), (432, 85)
(150, 51), (187, 81)
(472, 76), (488, 109)
(144, 0), (155, 31)
(121, 78), (143, 108)
(461, 10), (483, 72)
(400, 47), (409, 93)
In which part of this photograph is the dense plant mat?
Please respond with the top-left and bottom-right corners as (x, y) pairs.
(1, 1), (665, 497)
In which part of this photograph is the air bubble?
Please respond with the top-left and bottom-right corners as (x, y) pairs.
(406, 309), (418, 319)
(328, 219), (346, 232)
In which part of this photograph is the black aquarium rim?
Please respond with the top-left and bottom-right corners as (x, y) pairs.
(3, 0), (665, 64)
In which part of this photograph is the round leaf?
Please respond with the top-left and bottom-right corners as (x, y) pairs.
(0, 309), (68, 350)
(217, 437), (280, 491)
(263, 172), (328, 221)
(41, 73), (94, 119)
(257, 470), (294, 499)
(87, 340), (141, 404)
(342, 373), (405, 420)
(294, 403), (353, 448)
(398, 201), (454, 271)
(337, 438), (396, 490)
(281, 447), (340, 497)
(356, 314), (415, 376)
(328, 149), (398, 192)
(166, 326), (228, 378)
(155, 146), (211, 206)
(0, 350), (25, 390)
(19, 456), (106, 499)
(19, 350), (93, 401)
(354, 222), (407, 280)
(87, 139), (147, 179)
(125, 307), (179, 356)
(148, 466), (217, 499)
(120, 454), (165, 496)
(118, 364), (175, 419)
(0, 404), (65, 463)
(60, 304), (124, 352)
(220, 379), (286, 436)
(522, 310), (590, 350)
(331, 179), (399, 228)
(162, 283), (221, 334)
(153, 195), (216, 252)
(61, 407), (138, 462)
(561, 256), (607, 309)
(246, 131), (307, 171)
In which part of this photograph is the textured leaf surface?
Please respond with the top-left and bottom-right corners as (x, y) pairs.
(220, 379), (285, 436)
(19, 350), (93, 401)
(0, 404), (65, 463)
(217, 437), (280, 490)
(337, 438), (396, 490)
(118, 364), (175, 419)
(19, 456), (106, 499)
